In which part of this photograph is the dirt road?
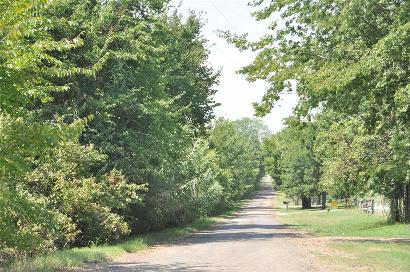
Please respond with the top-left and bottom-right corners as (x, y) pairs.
(89, 176), (321, 271)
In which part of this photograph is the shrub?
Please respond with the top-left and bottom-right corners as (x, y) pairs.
(25, 141), (144, 246)
(0, 185), (76, 260)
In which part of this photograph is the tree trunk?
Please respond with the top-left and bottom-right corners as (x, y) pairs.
(390, 184), (402, 222)
(405, 184), (410, 223)
(321, 192), (327, 209)
(301, 196), (311, 209)
(390, 197), (400, 222)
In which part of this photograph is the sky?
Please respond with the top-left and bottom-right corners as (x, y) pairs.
(176, 0), (299, 133)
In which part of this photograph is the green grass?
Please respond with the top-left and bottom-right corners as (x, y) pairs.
(273, 191), (322, 213)
(322, 242), (410, 272)
(273, 191), (410, 272)
(273, 192), (410, 238)
(280, 209), (410, 237)
(2, 201), (245, 272)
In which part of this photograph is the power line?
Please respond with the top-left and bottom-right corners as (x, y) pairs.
(208, 1), (241, 33)
(205, 1), (243, 66)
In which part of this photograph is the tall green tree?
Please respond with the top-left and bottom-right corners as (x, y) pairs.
(26, 0), (219, 231)
(265, 121), (320, 208)
(0, 0), (267, 260)
(231, 0), (410, 221)
(210, 118), (268, 206)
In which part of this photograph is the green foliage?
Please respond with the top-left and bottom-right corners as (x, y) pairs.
(139, 138), (223, 230)
(25, 140), (144, 246)
(314, 114), (370, 199)
(177, 140), (223, 216)
(0, 186), (75, 260)
(0, 114), (143, 256)
(262, 135), (282, 187)
(263, 122), (320, 204)
(0, 0), (265, 262)
(210, 118), (267, 205)
(0, 114), (77, 259)
(139, 118), (266, 231)
(236, 0), (410, 221)
(0, 0), (102, 113)
(28, 0), (222, 232)
(0, 114), (59, 179)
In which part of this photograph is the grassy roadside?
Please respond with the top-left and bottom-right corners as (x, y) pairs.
(2, 200), (245, 272)
(326, 242), (410, 272)
(273, 191), (410, 238)
(273, 191), (410, 271)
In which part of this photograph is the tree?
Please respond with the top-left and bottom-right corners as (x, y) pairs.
(314, 113), (370, 202)
(270, 121), (320, 209)
(230, 0), (410, 221)
(27, 0), (219, 231)
(262, 134), (282, 188)
(210, 118), (267, 206)
(0, 0), (267, 260)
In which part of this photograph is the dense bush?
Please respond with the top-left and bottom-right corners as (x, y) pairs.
(132, 119), (268, 231)
(140, 139), (223, 230)
(0, 186), (75, 260)
(0, 114), (143, 256)
(0, 0), (266, 260)
(25, 140), (143, 246)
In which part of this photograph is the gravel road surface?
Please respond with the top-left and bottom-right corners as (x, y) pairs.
(87, 176), (321, 271)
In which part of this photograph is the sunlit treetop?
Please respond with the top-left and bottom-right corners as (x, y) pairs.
(226, 0), (410, 122)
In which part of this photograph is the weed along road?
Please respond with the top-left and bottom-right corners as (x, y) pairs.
(89, 176), (321, 272)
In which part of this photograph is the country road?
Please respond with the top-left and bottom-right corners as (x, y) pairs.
(87, 176), (322, 271)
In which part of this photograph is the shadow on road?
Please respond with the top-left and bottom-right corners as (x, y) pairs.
(92, 261), (217, 272)
(85, 176), (316, 272)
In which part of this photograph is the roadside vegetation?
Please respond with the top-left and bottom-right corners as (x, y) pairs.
(2, 201), (244, 272)
(227, 2), (410, 270)
(0, 0), (267, 267)
(273, 191), (410, 271)
(274, 192), (410, 238)
(229, 0), (410, 221)
(3, 0), (410, 271)
(327, 242), (410, 272)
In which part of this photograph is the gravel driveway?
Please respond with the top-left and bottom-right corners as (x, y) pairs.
(86, 176), (322, 271)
